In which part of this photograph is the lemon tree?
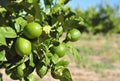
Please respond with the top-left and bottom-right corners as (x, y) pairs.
(0, 0), (83, 81)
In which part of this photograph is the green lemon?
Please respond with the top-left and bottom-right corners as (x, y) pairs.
(23, 22), (42, 39)
(15, 37), (32, 57)
(53, 43), (66, 58)
(67, 28), (81, 42)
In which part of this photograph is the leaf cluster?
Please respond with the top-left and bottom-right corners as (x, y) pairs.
(0, 0), (82, 81)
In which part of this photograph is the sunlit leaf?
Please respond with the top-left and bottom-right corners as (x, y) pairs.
(0, 50), (7, 61)
(60, 68), (73, 81)
(58, 0), (70, 5)
(14, 17), (27, 33)
(55, 59), (69, 68)
(51, 54), (59, 64)
(0, 34), (6, 46)
(0, 27), (17, 38)
(29, 53), (35, 67)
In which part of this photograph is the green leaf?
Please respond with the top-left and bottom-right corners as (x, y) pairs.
(7, 56), (29, 71)
(44, 0), (53, 9)
(51, 54), (59, 64)
(9, 70), (19, 80)
(0, 6), (6, 17)
(0, 73), (2, 81)
(57, 26), (63, 36)
(51, 70), (60, 79)
(14, 17), (27, 33)
(0, 50), (7, 61)
(25, 14), (34, 23)
(0, 27), (17, 38)
(51, 68), (73, 81)
(66, 42), (80, 64)
(58, 0), (70, 5)
(50, 4), (63, 14)
(33, 2), (44, 23)
(71, 46), (80, 64)
(46, 52), (52, 58)
(20, 78), (25, 81)
(27, 73), (36, 81)
(0, 7), (6, 13)
(63, 19), (80, 30)
(36, 64), (48, 78)
(27, 0), (34, 3)
(55, 59), (69, 68)
(29, 53), (35, 67)
(0, 34), (6, 46)
(60, 68), (73, 81)
(42, 53), (50, 66)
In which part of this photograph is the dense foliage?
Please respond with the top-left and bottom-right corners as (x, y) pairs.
(0, 0), (82, 81)
(75, 2), (120, 34)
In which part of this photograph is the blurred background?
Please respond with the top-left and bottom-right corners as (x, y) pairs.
(62, 0), (120, 81)
(65, 0), (120, 81)
(67, 0), (120, 34)
(68, 0), (120, 10)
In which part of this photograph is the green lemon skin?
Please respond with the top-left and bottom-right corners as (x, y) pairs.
(23, 22), (42, 39)
(67, 28), (81, 42)
(16, 63), (26, 78)
(53, 44), (66, 58)
(15, 37), (32, 57)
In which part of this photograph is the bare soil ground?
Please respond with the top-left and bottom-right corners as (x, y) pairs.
(0, 33), (120, 81)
